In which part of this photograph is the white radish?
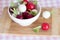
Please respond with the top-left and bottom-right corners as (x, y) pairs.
(19, 4), (26, 12)
(32, 9), (38, 13)
(42, 11), (51, 19)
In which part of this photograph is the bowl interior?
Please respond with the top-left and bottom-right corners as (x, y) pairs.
(8, 0), (41, 20)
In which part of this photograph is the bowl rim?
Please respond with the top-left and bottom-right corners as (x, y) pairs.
(8, 3), (41, 20)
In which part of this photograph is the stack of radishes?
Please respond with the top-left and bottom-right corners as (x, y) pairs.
(9, 0), (38, 19)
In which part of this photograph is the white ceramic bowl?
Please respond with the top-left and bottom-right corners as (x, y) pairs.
(8, 3), (41, 26)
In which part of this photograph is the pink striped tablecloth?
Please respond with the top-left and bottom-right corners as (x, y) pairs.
(0, 34), (60, 40)
(0, 0), (60, 40)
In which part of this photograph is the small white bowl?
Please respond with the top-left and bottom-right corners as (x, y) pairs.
(8, 3), (41, 26)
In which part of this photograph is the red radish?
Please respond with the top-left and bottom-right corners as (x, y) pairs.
(22, 12), (29, 19)
(27, 14), (33, 19)
(16, 14), (23, 19)
(26, 2), (35, 10)
(42, 23), (49, 30)
(23, 0), (28, 2)
(22, 12), (33, 19)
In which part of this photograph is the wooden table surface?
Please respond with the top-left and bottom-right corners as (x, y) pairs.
(0, 7), (60, 35)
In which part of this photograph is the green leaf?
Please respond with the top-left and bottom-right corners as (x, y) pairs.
(51, 10), (54, 14)
(33, 0), (37, 5)
(10, 2), (15, 7)
(33, 29), (39, 33)
(34, 26), (41, 29)
(31, 11), (37, 16)
(13, 8), (18, 15)
(33, 26), (41, 33)
(17, 0), (23, 2)
(51, 9), (57, 14)
(17, 0), (20, 2)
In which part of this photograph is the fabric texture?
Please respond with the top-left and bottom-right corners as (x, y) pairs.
(0, 34), (60, 40)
